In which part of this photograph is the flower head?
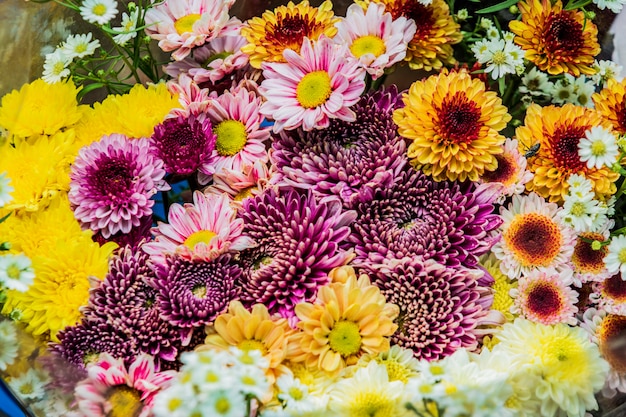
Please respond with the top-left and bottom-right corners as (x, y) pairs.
(42, 49), (71, 84)
(604, 235), (626, 279)
(204, 161), (271, 208)
(69, 134), (169, 238)
(112, 9), (139, 45)
(593, 273), (626, 316)
(578, 126), (619, 170)
(479, 138), (534, 203)
(571, 231), (612, 286)
(259, 36), (366, 132)
(393, 69), (511, 182)
(509, 0), (600, 75)
(593, 77), (626, 135)
(60, 33), (100, 59)
(0, 320), (19, 371)
(79, 0), (118, 25)
(0, 254), (35, 292)
(472, 37), (524, 80)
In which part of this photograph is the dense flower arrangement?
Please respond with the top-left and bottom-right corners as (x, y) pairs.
(1, 0), (626, 416)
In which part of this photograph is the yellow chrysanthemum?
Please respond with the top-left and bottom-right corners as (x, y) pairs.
(393, 69), (510, 182)
(2, 239), (116, 342)
(516, 103), (619, 203)
(0, 78), (83, 138)
(593, 77), (626, 135)
(509, 0), (600, 76)
(481, 255), (516, 322)
(73, 83), (180, 143)
(201, 301), (292, 383)
(357, 0), (461, 70)
(0, 132), (75, 212)
(289, 274), (398, 376)
(241, 0), (339, 69)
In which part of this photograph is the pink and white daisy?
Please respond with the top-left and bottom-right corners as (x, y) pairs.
(510, 269), (578, 325)
(491, 193), (576, 280)
(204, 160), (271, 208)
(144, 0), (233, 61)
(69, 134), (169, 238)
(167, 73), (214, 117)
(259, 35), (366, 132)
(142, 191), (255, 265)
(591, 273), (626, 316)
(333, 3), (416, 79)
(74, 353), (176, 417)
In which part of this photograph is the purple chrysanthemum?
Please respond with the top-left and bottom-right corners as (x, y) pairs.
(92, 214), (153, 248)
(348, 167), (502, 269)
(270, 86), (406, 208)
(69, 134), (169, 238)
(366, 257), (490, 361)
(83, 246), (183, 363)
(150, 114), (216, 177)
(239, 189), (355, 323)
(151, 255), (242, 333)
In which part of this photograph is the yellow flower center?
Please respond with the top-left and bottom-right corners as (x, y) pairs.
(381, 360), (412, 384)
(570, 202), (586, 217)
(350, 35), (387, 58)
(192, 284), (207, 299)
(296, 70), (332, 109)
(590, 140), (607, 156)
(53, 61), (66, 75)
(491, 50), (507, 65)
(6, 265), (20, 280)
(168, 398), (183, 412)
(206, 370), (220, 383)
(76, 44), (87, 53)
(288, 386), (304, 401)
(350, 391), (396, 417)
(241, 375), (256, 386)
(183, 230), (217, 250)
(174, 14), (202, 35)
(215, 397), (232, 414)
(538, 333), (587, 381)
(328, 320), (362, 357)
(92, 4), (107, 16)
(619, 248), (626, 264)
(234, 187), (254, 202)
(214, 120), (248, 156)
(491, 270), (515, 317)
(237, 339), (267, 355)
(106, 386), (143, 417)
(18, 383), (34, 395)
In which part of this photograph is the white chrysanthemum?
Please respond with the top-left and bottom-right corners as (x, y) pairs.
(561, 192), (608, 233)
(60, 33), (100, 59)
(204, 389), (247, 417)
(568, 173), (595, 196)
(357, 345), (421, 384)
(152, 384), (199, 417)
(592, 59), (623, 86)
(0, 172), (13, 208)
(550, 76), (578, 105)
(550, 74), (596, 107)
(0, 320), (18, 371)
(0, 253), (35, 292)
(578, 126), (620, 170)
(112, 9), (139, 45)
(42, 49), (71, 84)
(593, 0), (626, 13)
(8, 369), (48, 402)
(79, 0), (118, 25)
(519, 67), (552, 97)
(473, 38), (524, 80)
(494, 319), (609, 417)
(604, 235), (626, 279)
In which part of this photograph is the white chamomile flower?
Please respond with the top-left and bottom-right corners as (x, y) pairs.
(42, 49), (71, 84)
(237, 364), (270, 399)
(592, 0), (626, 13)
(79, 0), (118, 26)
(571, 75), (596, 107)
(605, 234), (626, 278)
(473, 38), (524, 80)
(578, 126), (619, 169)
(0, 320), (18, 371)
(0, 253), (35, 292)
(567, 173), (594, 196)
(501, 31), (516, 42)
(112, 9), (139, 45)
(152, 384), (198, 417)
(486, 26), (500, 40)
(479, 18), (493, 30)
(276, 374), (321, 414)
(60, 33), (100, 59)
(456, 9), (469, 21)
(471, 39), (491, 63)
(8, 369), (48, 401)
(206, 389), (246, 417)
(561, 193), (607, 233)
(592, 59), (623, 86)
(0, 172), (13, 208)
(550, 76), (577, 105)
(520, 67), (553, 97)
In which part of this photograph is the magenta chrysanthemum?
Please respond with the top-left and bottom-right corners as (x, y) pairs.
(259, 35), (366, 132)
(239, 189), (355, 323)
(151, 254), (242, 332)
(271, 86), (407, 208)
(149, 114), (216, 177)
(69, 134), (169, 238)
(143, 191), (255, 265)
(348, 167), (502, 269)
(368, 257), (490, 361)
(92, 215), (153, 249)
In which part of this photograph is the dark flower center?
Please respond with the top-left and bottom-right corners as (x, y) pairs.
(603, 274), (626, 302)
(572, 234), (606, 274)
(389, 0), (433, 40)
(268, 14), (319, 47)
(544, 12), (584, 55)
(94, 158), (133, 200)
(617, 101), (626, 134)
(505, 213), (561, 267)
(550, 124), (587, 171)
(526, 282), (563, 318)
(481, 153), (516, 184)
(599, 315), (626, 373)
(436, 92), (482, 145)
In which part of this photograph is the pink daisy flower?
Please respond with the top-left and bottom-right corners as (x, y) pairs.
(259, 35), (366, 132)
(333, 3), (416, 79)
(204, 160), (272, 208)
(142, 191), (255, 265)
(510, 269), (578, 325)
(591, 273), (626, 316)
(480, 138), (534, 204)
(491, 192), (576, 280)
(69, 134), (169, 238)
(144, 0), (233, 61)
(74, 353), (176, 417)
(167, 73), (213, 117)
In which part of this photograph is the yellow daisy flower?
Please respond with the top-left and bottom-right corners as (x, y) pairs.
(593, 77), (626, 135)
(516, 103), (619, 203)
(481, 255), (516, 322)
(509, 0), (600, 76)
(201, 300), (292, 383)
(0, 78), (83, 138)
(289, 274), (398, 376)
(241, 0), (339, 69)
(393, 69), (510, 182)
(357, 0), (461, 70)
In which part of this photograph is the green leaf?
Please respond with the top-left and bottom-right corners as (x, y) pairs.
(76, 82), (106, 101)
(0, 212), (11, 225)
(476, 0), (519, 14)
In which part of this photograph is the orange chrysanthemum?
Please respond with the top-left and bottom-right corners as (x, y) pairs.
(509, 0), (600, 76)
(393, 69), (511, 182)
(358, 0), (461, 70)
(515, 104), (619, 203)
(288, 272), (398, 376)
(593, 78), (626, 135)
(241, 0), (339, 69)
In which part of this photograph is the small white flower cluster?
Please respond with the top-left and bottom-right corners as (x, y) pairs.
(152, 347), (271, 417)
(0, 320), (19, 371)
(560, 174), (613, 233)
(471, 28), (524, 80)
(592, 0), (626, 13)
(7, 368), (50, 403)
(592, 59), (624, 87)
(551, 74), (597, 107)
(43, 33), (101, 84)
(0, 253), (35, 293)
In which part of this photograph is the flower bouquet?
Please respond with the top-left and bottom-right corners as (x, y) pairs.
(1, 0), (626, 415)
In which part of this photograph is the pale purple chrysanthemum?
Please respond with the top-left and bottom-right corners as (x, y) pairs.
(367, 257), (490, 361)
(151, 254), (242, 334)
(69, 134), (169, 238)
(83, 246), (183, 363)
(270, 86), (406, 208)
(239, 189), (356, 323)
(150, 114), (216, 177)
(348, 167), (502, 269)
